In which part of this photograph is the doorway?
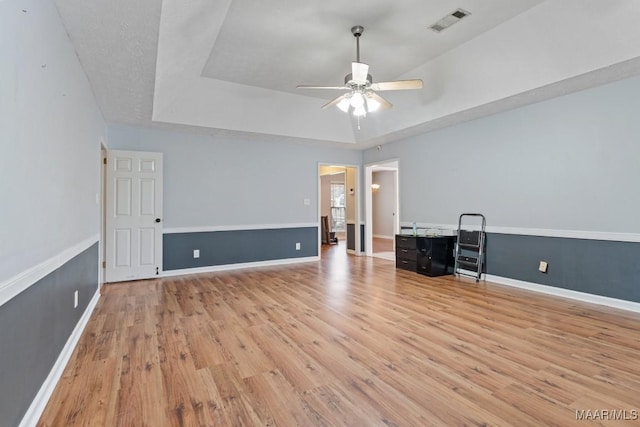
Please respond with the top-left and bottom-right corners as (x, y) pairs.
(318, 164), (360, 257)
(365, 160), (399, 260)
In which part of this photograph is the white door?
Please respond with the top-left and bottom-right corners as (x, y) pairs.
(105, 150), (163, 282)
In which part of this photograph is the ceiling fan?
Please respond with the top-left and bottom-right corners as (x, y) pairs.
(296, 26), (423, 118)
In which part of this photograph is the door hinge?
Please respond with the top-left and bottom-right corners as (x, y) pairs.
(156, 266), (159, 275)
(102, 261), (106, 268)
(103, 157), (107, 165)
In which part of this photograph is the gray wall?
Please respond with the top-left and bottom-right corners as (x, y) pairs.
(486, 234), (640, 302)
(0, 0), (104, 284)
(372, 170), (396, 238)
(364, 75), (640, 233)
(107, 126), (362, 266)
(1, 1), (104, 423)
(364, 75), (640, 301)
(164, 227), (317, 271)
(0, 244), (99, 426)
(107, 125), (362, 229)
(346, 224), (356, 251)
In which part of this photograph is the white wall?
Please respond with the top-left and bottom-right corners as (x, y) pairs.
(363, 75), (640, 235)
(0, 0), (105, 284)
(372, 171), (396, 238)
(345, 167), (357, 223)
(107, 125), (361, 228)
(320, 175), (332, 219)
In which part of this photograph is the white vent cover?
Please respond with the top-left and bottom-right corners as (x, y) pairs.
(429, 9), (471, 33)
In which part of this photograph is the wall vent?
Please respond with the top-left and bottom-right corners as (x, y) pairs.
(429, 8), (471, 33)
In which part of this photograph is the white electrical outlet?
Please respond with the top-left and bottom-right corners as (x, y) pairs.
(73, 290), (78, 308)
(538, 261), (548, 273)
(295, 242), (301, 250)
(303, 198), (311, 206)
(193, 249), (200, 258)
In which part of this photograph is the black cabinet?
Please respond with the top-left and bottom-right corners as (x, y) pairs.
(395, 235), (417, 272)
(396, 235), (456, 277)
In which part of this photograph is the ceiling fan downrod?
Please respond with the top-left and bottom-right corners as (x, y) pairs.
(351, 25), (364, 62)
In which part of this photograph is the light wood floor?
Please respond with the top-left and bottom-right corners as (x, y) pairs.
(39, 245), (640, 426)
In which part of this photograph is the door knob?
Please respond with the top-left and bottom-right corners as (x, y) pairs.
(155, 218), (161, 223)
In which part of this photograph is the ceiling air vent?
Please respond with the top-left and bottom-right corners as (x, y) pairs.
(429, 8), (471, 33)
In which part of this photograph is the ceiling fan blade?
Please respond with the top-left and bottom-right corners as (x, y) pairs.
(351, 62), (369, 84)
(370, 79), (423, 91)
(366, 91), (392, 111)
(321, 94), (348, 109)
(296, 85), (349, 90)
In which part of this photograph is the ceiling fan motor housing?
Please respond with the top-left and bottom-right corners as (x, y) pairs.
(345, 73), (373, 87)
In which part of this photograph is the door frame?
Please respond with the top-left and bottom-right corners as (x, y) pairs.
(99, 142), (107, 291)
(365, 159), (400, 257)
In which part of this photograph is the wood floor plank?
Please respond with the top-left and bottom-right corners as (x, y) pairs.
(300, 384), (388, 427)
(206, 363), (264, 426)
(38, 244), (640, 426)
(247, 324), (330, 392)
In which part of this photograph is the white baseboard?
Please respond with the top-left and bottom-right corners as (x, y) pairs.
(19, 288), (101, 427)
(372, 234), (394, 240)
(0, 234), (99, 307)
(162, 256), (320, 277)
(455, 268), (485, 280)
(485, 274), (640, 314)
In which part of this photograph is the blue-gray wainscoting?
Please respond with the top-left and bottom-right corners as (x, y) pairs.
(346, 224), (355, 251)
(344, 224), (365, 252)
(486, 233), (640, 303)
(0, 243), (99, 426)
(163, 227), (318, 271)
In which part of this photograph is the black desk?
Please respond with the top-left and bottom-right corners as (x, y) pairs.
(395, 234), (456, 277)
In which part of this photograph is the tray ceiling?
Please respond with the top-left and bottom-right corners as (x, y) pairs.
(55, 0), (640, 147)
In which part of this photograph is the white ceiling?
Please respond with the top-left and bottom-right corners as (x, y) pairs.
(55, 0), (640, 148)
(201, 0), (541, 96)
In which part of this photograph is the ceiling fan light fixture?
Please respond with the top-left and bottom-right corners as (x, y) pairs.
(353, 105), (367, 117)
(350, 92), (365, 108)
(337, 97), (351, 112)
(365, 95), (380, 112)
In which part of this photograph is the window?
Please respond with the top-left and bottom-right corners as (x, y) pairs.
(330, 183), (345, 232)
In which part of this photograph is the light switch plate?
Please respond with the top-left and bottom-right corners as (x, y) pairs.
(193, 249), (200, 258)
